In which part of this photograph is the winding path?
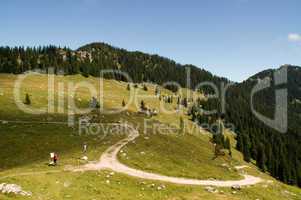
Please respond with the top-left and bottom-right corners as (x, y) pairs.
(73, 124), (263, 187)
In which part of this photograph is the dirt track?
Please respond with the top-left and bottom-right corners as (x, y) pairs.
(74, 124), (263, 187)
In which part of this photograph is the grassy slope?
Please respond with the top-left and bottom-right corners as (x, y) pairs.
(0, 74), (300, 200)
(119, 133), (241, 180)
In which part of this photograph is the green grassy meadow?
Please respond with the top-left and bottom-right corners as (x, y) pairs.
(0, 74), (300, 199)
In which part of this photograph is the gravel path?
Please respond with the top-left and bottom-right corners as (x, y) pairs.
(74, 124), (263, 187)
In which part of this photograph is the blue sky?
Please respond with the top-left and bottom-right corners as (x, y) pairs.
(1, 0), (300, 81)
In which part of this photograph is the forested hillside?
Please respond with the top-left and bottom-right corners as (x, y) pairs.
(190, 65), (301, 186)
(225, 66), (301, 186)
(0, 43), (227, 93)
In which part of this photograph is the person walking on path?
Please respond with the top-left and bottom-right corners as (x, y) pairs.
(49, 152), (58, 166)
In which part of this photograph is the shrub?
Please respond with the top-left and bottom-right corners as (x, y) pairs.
(140, 100), (146, 110)
(24, 93), (31, 105)
(143, 84), (148, 91)
(81, 72), (89, 78)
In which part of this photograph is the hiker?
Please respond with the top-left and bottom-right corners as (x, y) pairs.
(49, 152), (58, 166)
(54, 153), (58, 165)
(49, 152), (55, 166)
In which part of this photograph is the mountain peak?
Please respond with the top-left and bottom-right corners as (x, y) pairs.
(77, 42), (121, 52)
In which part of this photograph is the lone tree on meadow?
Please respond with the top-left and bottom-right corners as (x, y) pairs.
(90, 97), (100, 109)
(140, 100), (147, 111)
(225, 137), (232, 157)
(179, 116), (184, 134)
(143, 84), (148, 91)
(224, 137), (231, 150)
(122, 99), (126, 107)
(24, 93), (31, 105)
(182, 98), (188, 108)
(155, 86), (160, 96)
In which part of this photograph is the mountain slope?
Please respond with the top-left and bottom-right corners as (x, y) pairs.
(224, 65), (301, 186)
(0, 74), (300, 200)
(78, 42), (228, 84)
(0, 42), (228, 93)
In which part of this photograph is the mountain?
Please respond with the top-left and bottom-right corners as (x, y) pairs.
(189, 65), (301, 186)
(226, 65), (301, 186)
(234, 65), (301, 132)
(0, 42), (228, 93)
(0, 42), (300, 187)
(78, 42), (229, 91)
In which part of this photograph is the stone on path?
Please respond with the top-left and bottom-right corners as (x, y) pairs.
(205, 186), (218, 193)
(231, 185), (241, 191)
(0, 183), (32, 196)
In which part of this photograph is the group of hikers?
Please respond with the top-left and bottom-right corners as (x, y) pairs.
(48, 143), (88, 166)
(48, 152), (58, 166)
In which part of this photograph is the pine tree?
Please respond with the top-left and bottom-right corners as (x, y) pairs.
(143, 84), (148, 91)
(279, 156), (289, 183)
(155, 86), (159, 95)
(236, 132), (243, 152)
(229, 148), (232, 157)
(24, 93), (31, 105)
(225, 137), (231, 150)
(127, 84), (130, 91)
(177, 97), (180, 105)
(179, 117), (184, 134)
(182, 98), (188, 107)
(219, 118), (224, 136)
(81, 71), (89, 78)
(243, 135), (251, 162)
(122, 99), (126, 107)
(140, 100), (146, 110)
(265, 143), (273, 172)
(256, 143), (266, 171)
